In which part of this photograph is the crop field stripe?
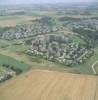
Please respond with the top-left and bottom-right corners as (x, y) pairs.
(47, 76), (73, 100)
(14, 71), (49, 100)
(33, 73), (58, 100)
(26, 72), (54, 100)
(0, 70), (98, 100)
(93, 80), (98, 100)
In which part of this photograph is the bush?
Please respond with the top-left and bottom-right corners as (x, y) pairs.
(2, 64), (10, 68)
(10, 66), (22, 75)
(2, 64), (22, 75)
(0, 75), (12, 83)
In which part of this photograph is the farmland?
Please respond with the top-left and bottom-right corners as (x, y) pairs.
(0, 70), (98, 100)
(0, 54), (31, 72)
(0, 15), (39, 27)
(0, 54), (31, 82)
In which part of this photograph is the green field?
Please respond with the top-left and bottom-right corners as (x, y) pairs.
(0, 54), (31, 72)
(0, 39), (28, 52)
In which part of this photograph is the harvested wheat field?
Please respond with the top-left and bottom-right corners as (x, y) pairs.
(0, 16), (38, 27)
(0, 70), (98, 100)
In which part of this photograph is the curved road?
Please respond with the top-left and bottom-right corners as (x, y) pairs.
(92, 61), (98, 75)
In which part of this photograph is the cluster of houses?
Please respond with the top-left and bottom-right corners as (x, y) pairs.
(0, 16), (94, 67)
(30, 34), (93, 66)
(60, 16), (98, 31)
(1, 17), (58, 40)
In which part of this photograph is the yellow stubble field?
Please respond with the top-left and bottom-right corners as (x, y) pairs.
(0, 70), (98, 100)
(0, 15), (38, 27)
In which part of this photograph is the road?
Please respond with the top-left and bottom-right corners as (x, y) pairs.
(92, 61), (98, 75)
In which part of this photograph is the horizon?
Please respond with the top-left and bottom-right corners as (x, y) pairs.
(0, 0), (96, 5)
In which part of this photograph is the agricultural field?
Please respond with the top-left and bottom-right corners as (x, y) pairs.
(0, 15), (39, 27)
(0, 10), (57, 27)
(0, 54), (31, 72)
(0, 39), (28, 52)
(0, 70), (98, 100)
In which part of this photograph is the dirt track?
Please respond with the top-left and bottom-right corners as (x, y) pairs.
(0, 70), (98, 100)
